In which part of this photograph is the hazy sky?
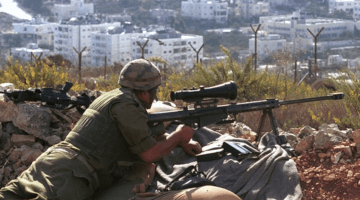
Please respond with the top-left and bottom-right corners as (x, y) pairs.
(0, 0), (32, 20)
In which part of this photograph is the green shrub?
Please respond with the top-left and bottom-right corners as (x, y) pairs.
(0, 57), (84, 91)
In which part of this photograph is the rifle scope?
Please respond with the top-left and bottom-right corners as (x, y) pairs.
(170, 81), (237, 101)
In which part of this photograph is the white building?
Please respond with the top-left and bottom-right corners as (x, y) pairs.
(12, 15), (56, 47)
(11, 43), (50, 63)
(91, 24), (142, 67)
(328, 0), (360, 13)
(236, 0), (269, 19)
(348, 57), (360, 69)
(181, 0), (228, 23)
(249, 32), (287, 61)
(328, 55), (347, 66)
(91, 27), (203, 68)
(53, 0), (94, 21)
(260, 10), (355, 41)
(54, 16), (120, 67)
(354, 6), (360, 20)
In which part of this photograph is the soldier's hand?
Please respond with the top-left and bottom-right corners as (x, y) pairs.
(180, 140), (202, 156)
(174, 124), (195, 144)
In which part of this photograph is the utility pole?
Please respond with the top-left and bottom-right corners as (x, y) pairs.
(136, 39), (149, 59)
(189, 43), (204, 64)
(250, 24), (261, 72)
(307, 27), (324, 76)
(31, 52), (43, 65)
(73, 46), (87, 83)
(294, 60), (297, 84)
(136, 38), (164, 59)
(104, 55), (107, 79)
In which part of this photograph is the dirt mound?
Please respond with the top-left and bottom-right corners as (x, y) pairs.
(294, 143), (360, 200)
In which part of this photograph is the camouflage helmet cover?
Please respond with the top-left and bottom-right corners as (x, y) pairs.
(119, 59), (162, 90)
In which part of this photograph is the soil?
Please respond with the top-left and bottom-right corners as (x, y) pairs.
(294, 141), (360, 200)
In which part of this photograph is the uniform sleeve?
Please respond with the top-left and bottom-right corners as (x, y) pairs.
(110, 99), (157, 154)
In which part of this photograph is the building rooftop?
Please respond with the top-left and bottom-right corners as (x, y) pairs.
(60, 14), (108, 25)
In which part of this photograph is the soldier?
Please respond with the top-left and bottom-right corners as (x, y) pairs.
(0, 59), (201, 200)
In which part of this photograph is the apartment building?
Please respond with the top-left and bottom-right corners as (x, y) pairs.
(54, 15), (120, 66)
(91, 24), (142, 67)
(11, 43), (50, 63)
(259, 10), (355, 41)
(236, 0), (269, 19)
(53, 0), (94, 21)
(328, 0), (360, 13)
(12, 15), (56, 47)
(248, 32), (287, 61)
(181, 0), (228, 23)
(354, 5), (360, 20)
(92, 27), (203, 68)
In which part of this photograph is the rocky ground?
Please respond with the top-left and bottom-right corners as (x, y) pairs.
(1, 83), (360, 200)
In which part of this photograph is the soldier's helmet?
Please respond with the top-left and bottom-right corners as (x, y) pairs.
(119, 59), (162, 91)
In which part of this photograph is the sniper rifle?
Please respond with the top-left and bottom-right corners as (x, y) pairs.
(0, 82), (94, 114)
(148, 81), (344, 143)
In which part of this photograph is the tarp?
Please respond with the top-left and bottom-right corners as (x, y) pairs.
(94, 124), (302, 200)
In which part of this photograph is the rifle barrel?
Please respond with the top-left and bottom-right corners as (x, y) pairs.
(279, 93), (344, 106)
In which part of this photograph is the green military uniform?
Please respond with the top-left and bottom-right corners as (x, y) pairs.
(0, 88), (158, 200)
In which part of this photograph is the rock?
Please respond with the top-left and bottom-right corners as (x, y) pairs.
(289, 127), (300, 134)
(46, 135), (61, 146)
(354, 173), (360, 179)
(50, 114), (60, 123)
(0, 131), (12, 152)
(12, 104), (51, 140)
(51, 127), (63, 137)
(0, 168), (4, 184)
(0, 101), (19, 122)
(329, 135), (344, 146)
(319, 123), (339, 134)
(345, 128), (353, 140)
(323, 174), (336, 181)
(19, 145), (32, 155)
(298, 126), (316, 139)
(318, 153), (327, 158)
(298, 172), (306, 182)
(295, 135), (314, 153)
(11, 134), (36, 147)
(331, 151), (343, 164)
(8, 148), (22, 163)
(1, 136), (12, 152)
(5, 122), (21, 134)
(314, 131), (332, 149)
(352, 129), (360, 143)
(21, 149), (42, 166)
(282, 132), (298, 148)
(31, 142), (44, 151)
(333, 145), (352, 157)
(231, 122), (257, 142)
(0, 83), (14, 91)
(4, 167), (12, 178)
(14, 165), (27, 176)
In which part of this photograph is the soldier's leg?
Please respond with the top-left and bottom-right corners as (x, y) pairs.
(0, 146), (98, 200)
(132, 185), (242, 200)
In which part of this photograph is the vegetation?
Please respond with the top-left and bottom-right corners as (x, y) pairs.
(0, 57), (85, 91)
(2, 46), (357, 133)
